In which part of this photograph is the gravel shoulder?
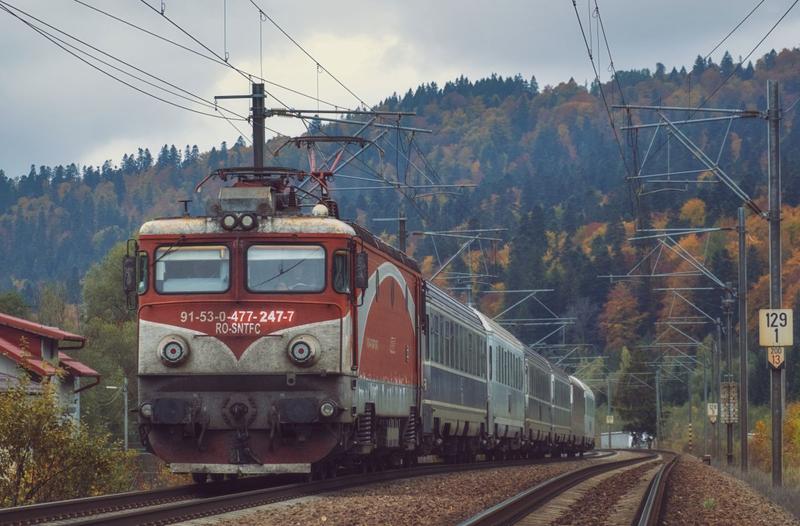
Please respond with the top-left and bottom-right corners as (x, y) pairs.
(662, 455), (800, 526)
(192, 456), (613, 526)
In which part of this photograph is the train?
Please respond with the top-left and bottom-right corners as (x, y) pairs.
(123, 166), (595, 482)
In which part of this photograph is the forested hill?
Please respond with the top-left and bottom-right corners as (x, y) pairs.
(3, 48), (800, 411)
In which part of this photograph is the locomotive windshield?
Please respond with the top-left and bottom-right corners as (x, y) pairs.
(155, 245), (230, 293)
(247, 245), (325, 292)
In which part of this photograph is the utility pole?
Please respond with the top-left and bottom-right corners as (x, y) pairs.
(123, 376), (129, 451)
(398, 207), (407, 252)
(738, 207), (749, 472)
(655, 368), (661, 448)
(723, 289), (735, 466)
(214, 83), (266, 168)
(252, 83), (265, 168)
(703, 356), (708, 456)
(768, 80), (783, 487)
(607, 376), (612, 448)
(715, 319), (722, 462)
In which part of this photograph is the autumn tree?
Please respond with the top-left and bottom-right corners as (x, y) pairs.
(79, 242), (137, 444)
(598, 282), (646, 360)
(614, 347), (657, 435)
(0, 373), (134, 506)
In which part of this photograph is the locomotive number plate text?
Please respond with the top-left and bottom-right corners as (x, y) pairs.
(179, 309), (296, 335)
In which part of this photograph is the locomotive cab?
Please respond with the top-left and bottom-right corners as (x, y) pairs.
(131, 169), (423, 480)
(133, 182), (365, 477)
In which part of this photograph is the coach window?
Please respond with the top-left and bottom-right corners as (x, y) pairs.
(332, 251), (350, 293)
(448, 321), (454, 368)
(155, 245), (229, 293)
(247, 245), (325, 292)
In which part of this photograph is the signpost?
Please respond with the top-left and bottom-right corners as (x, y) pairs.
(767, 347), (785, 369)
(707, 402), (718, 424)
(760, 304), (792, 485)
(606, 414), (614, 448)
(759, 309), (793, 347)
(720, 382), (739, 425)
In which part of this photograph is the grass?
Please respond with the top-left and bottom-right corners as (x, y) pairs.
(718, 463), (800, 519)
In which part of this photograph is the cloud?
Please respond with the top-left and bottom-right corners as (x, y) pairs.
(0, 0), (797, 177)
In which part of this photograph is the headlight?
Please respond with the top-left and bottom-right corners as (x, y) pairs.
(221, 213), (238, 230)
(240, 213), (257, 230)
(140, 403), (153, 418)
(289, 340), (313, 365)
(159, 336), (189, 366)
(319, 400), (337, 418)
(287, 335), (319, 367)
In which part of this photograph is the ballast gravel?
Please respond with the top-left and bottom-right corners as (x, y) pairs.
(552, 460), (660, 525)
(209, 458), (596, 526)
(662, 455), (799, 526)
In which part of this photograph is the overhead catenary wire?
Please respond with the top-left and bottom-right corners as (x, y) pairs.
(73, 0), (342, 109)
(704, 0), (766, 61)
(693, 0), (800, 112)
(247, 0), (369, 109)
(0, 1), (237, 121)
(571, 0), (633, 179)
(0, 0), (285, 143)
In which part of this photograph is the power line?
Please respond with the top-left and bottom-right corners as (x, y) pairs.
(0, 0), (286, 141)
(247, 0), (369, 109)
(695, 0), (799, 111)
(571, 0), (633, 179)
(139, 0), (247, 82)
(0, 1), (235, 121)
(73, 0), (342, 109)
(3, 1), (221, 113)
(593, 1), (626, 107)
(704, 0), (766, 61)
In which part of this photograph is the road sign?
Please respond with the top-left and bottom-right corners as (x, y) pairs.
(606, 415), (614, 425)
(767, 347), (786, 369)
(707, 402), (718, 424)
(720, 382), (739, 424)
(759, 309), (793, 347)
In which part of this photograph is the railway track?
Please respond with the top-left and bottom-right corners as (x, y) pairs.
(458, 450), (675, 526)
(0, 452), (611, 526)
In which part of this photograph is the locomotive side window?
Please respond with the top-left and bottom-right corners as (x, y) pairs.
(155, 245), (229, 293)
(247, 245), (325, 292)
(332, 251), (351, 293)
(137, 251), (148, 294)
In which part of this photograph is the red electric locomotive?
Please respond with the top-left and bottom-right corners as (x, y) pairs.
(125, 165), (425, 481)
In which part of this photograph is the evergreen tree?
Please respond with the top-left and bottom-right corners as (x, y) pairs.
(720, 51), (735, 77)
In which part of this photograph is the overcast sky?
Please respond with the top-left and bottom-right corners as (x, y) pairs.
(0, 0), (798, 178)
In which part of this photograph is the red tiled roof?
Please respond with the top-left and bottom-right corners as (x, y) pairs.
(0, 335), (58, 376)
(0, 312), (85, 349)
(58, 352), (100, 378)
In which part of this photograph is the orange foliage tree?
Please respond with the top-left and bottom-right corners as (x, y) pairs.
(598, 282), (646, 354)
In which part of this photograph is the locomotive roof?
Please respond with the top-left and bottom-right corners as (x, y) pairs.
(347, 222), (420, 273)
(140, 215), (357, 236)
(138, 216), (421, 273)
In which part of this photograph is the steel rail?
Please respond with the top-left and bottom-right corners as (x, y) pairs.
(1, 452), (611, 526)
(0, 474), (298, 526)
(457, 452), (658, 526)
(634, 453), (678, 526)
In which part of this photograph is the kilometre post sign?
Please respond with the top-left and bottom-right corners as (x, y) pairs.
(767, 347), (785, 369)
(759, 309), (793, 347)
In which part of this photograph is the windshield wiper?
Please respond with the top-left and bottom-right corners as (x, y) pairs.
(154, 235), (187, 263)
(251, 259), (307, 289)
